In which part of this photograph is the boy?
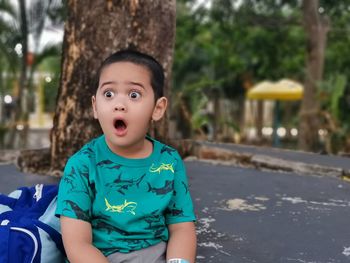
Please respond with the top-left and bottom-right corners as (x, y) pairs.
(56, 50), (197, 263)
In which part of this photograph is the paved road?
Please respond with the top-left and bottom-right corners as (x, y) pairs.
(187, 161), (350, 263)
(1, 160), (350, 263)
(0, 164), (60, 194)
(203, 141), (350, 171)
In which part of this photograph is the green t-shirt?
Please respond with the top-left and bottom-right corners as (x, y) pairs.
(56, 135), (195, 256)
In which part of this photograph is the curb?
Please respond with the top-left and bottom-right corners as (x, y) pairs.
(185, 143), (350, 180)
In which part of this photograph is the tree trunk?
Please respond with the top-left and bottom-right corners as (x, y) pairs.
(298, 0), (329, 152)
(50, 0), (176, 172)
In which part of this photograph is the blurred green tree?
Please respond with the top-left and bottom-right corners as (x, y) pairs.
(0, 0), (63, 148)
(174, 0), (350, 153)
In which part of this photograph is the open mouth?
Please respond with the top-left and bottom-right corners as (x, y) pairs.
(114, 119), (127, 130)
(113, 118), (127, 135)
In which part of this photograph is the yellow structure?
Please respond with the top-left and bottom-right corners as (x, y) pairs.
(246, 79), (304, 147)
(247, 79), (303, 101)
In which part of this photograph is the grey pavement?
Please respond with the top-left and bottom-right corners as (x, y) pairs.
(1, 154), (350, 262)
(187, 160), (350, 263)
(203, 141), (350, 171)
(0, 163), (60, 194)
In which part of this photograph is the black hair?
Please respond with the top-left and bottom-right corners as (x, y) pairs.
(94, 49), (165, 101)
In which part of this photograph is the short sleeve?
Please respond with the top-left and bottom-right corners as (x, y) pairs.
(55, 154), (93, 222)
(165, 154), (196, 225)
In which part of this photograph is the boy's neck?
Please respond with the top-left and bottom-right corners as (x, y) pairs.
(107, 137), (153, 159)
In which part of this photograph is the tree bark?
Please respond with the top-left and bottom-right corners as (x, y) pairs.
(50, 0), (176, 172)
(298, 0), (329, 152)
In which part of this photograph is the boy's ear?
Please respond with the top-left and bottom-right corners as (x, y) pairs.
(152, 97), (168, 121)
(92, 96), (98, 119)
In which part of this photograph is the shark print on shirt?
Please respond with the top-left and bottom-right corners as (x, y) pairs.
(160, 145), (177, 156)
(105, 172), (146, 195)
(105, 198), (137, 215)
(63, 200), (90, 221)
(147, 180), (174, 196)
(144, 210), (162, 229)
(149, 163), (174, 174)
(165, 204), (185, 217)
(92, 220), (130, 235)
(78, 147), (95, 159)
(96, 160), (122, 170)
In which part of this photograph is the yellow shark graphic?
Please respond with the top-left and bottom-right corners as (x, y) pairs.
(149, 163), (174, 174)
(105, 198), (137, 215)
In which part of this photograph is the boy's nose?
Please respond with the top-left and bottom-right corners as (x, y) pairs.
(114, 104), (126, 112)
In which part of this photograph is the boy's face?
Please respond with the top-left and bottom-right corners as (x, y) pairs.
(92, 61), (167, 153)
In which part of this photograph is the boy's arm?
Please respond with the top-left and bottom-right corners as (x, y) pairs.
(166, 221), (197, 263)
(61, 216), (109, 263)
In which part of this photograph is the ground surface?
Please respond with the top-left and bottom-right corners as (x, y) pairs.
(187, 161), (350, 263)
(1, 145), (350, 263)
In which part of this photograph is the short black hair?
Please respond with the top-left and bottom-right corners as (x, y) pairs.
(94, 49), (165, 101)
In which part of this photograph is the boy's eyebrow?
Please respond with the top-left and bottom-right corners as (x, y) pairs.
(100, 81), (116, 88)
(99, 81), (145, 89)
(127, 81), (145, 89)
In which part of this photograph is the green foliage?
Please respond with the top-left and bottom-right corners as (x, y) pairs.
(174, 0), (306, 138)
(325, 76), (350, 129)
(43, 75), (59, 112)
(330, 76), (346, 121)
(0, 0), (63, 116)
(39, 54), (61, 112)
(174, 0), (350, 145)
(320, 74), (347, 122)
(319, 73), (349, 153)
(191, 95), (209, 132)
(0, 2), (20, 73)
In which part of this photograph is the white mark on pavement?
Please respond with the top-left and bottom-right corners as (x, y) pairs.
(306, 206), (331, 211)
(221, 198), (266, 212)
(282, 197), (307, 204)
(196, 216), (234, 257)
(285, 258), (317, 263)
(343, 247), (350, 257)
(198, 242), (223, 249)
(254, 196), (270, 201)
(282, 196), (350, 208)
(201, 207), (209, 213)
(198, 217), (215, 228)
(198, 242), (231, 256)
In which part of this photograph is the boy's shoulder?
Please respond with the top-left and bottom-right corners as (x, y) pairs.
(149, 136), (181, 158)
(67, 136), (102, 165)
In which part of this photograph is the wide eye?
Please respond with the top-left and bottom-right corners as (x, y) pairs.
(104, 90), (114, 98)
(129, 91), (141, 100)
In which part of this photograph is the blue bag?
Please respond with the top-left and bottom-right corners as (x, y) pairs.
(0, 184), (65, 263)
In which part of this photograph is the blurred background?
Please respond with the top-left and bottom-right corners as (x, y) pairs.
(0, 0), (349, 155)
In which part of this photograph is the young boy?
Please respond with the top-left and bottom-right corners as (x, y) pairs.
(56, 50), (197, 263)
